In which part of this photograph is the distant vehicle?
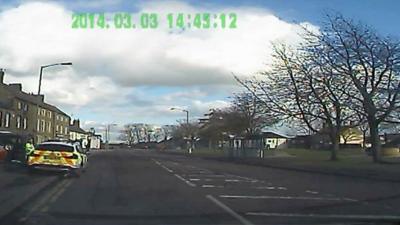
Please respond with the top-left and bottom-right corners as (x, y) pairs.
(0, 131), (29, 164)
(28, 142), (88, 176)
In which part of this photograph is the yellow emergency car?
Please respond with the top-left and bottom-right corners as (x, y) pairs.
(28, 142), (88, 175)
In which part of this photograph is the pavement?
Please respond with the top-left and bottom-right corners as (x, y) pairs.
(0, 148), (400, 225)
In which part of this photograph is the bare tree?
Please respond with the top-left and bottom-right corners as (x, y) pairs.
(237, 43), (355, 160)
(119, 124), (135, 145)
(231, 92), (277, 135)
(310, 14), (400, 162)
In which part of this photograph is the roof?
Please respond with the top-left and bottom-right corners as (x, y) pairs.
(262, 132), (290, 139)
(0, 83), (69, 117)
(69, 125), (87, 134)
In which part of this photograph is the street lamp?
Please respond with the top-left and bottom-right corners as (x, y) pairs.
(170, 107), (193, 153)
(106, 123), (117, 144)
(38, 62), (73, 95)
(170, 107), (189, 124)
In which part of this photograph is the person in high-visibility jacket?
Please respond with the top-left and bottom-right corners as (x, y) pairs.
(25, 139), (35, 161)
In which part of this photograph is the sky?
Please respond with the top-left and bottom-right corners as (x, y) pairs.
(0, 0), (399, 139)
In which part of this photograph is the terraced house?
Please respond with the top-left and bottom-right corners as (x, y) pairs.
(0, 69), (70, 144)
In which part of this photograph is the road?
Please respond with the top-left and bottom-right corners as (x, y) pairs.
(1, 148), (400, 225)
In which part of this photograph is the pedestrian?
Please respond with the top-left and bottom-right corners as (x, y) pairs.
(24, 138), (35, 162)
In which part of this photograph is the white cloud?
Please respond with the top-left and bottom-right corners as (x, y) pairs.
(0, 1), (317, 131)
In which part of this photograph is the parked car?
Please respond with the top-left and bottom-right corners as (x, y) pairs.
(28, 142), (88, 176)
(0, 131), (28, 164)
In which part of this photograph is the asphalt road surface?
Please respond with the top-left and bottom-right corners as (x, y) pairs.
(2, 148), (400, 225)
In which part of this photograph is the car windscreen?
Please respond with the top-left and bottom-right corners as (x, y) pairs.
(36, 144), (74, 152)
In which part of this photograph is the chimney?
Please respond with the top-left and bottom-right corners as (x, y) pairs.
(9, 83), (22, 92)
(34, 94), (44, 102)
(72, 119), (80, 128)
(0, 69), (4, 84)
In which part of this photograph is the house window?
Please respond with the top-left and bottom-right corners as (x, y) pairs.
(23, 118), (27, 130)
(17, 101), (22, 110)
(60, 116), (63, 122)
(37, 119), (40, 131)
(47, 111), (52, 118)
(64, 126), (68, 134)
(48, 122), (52, 133)
(23, 104), (28, 112)
(41, 109), (46, 116)
(41, 120), (45, 132)
(16, 116), (21, 129)
(5, 113), (10, 128)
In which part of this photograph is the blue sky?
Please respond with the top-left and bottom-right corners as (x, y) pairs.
(0, 0), (398, 138)
(56, 0), (400, 36)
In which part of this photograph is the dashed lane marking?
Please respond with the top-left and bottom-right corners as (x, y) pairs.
(152, 159), (174, 173)
(202, 185), (224, 188)
(219, 195), (358, 202)
(225, 179), (240, 182)
(152, 159), (196, 187)
(305, 190), (319, 194)
(246, 212), (400, 221)
(254, 186), (277, 190)
(206, 195), (254, 225)
(174, 174), (197, 187)
(187, 174), (226, 177)
(40, 179), (74, 213)
(19, 178), (71, 222)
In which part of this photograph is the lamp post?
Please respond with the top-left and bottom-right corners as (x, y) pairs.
(170, 107), (192, 153)
(38, 62), (72, 95)
(106, 123), (117, 144)
(170, 107), (189, 124)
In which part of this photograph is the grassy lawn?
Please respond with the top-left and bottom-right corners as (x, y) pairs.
(191, 148), (226, 157)
(276, 148), (400, 174)
(282, 148), (365, 160)
(184, 147), (399, 175)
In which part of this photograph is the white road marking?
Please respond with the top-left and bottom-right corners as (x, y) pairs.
(189, 178), (200, 181)
(246, 212), (400, 220)
(255, 186), (276, 190)
(225, 179), (240, 182)
(152, 159), (174, 173)
(277, 187), (287, 190)
(174, 174), (197, 187)
(188, 174), (226, 177)
(202, 185), (224, 188)
(305, 190), (319, 194)
(206, 195), (254, 225)
(227, 174), (259, 182)
(219, 195), (357, 201)
(161, 165), (174, 173)
(40, 179), (73, 213)
(49, 179), (73, 203)
(152, 159), (161, 165)
(19, 179), (71, 221)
